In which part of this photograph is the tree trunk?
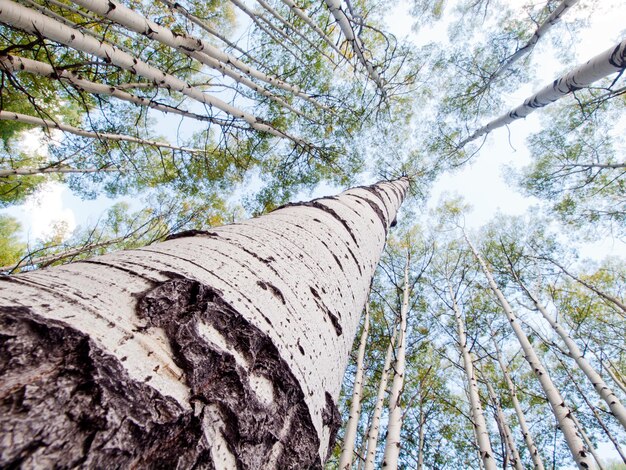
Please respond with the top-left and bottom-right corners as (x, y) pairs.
(484, 380), (524, 470)
(515, 278), (626, 430)
(0, 164), (116, 177)
(0, 54), (232, 125)
(0, 111), (204, 153)
(465, 234), (592, 469)
(416, 407), (426, 470)
(338, 302), (370, 469)
(488, 0), (579, 85)
(363, 329), (398, 470)
(458, 38), (626, 147)
(493, 339), (546, 470)
(0, 177), (409, 468)
(449, 281), (497, 470)
(570, 414), (604, 470)
(381, 253), (411, 469)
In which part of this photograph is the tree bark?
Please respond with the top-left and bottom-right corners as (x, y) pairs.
(458, 38), (626, 147)
(381, 253), (411, 469)
(338, 302), (370, 469)
(0, 177), (409, 468)
(363, 329), (397, 470)
(465, 234), (592, 469)
(0, 164), (116, 177)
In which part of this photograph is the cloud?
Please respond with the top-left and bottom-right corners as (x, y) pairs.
(23, 182), (76, 242)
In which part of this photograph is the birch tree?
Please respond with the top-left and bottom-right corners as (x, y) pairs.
(0, 177), (408, 467)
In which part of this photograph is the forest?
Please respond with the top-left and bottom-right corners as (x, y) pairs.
(0, 0), (625, 468)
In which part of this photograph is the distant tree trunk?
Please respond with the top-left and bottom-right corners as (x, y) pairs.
(465, 234), (592, 470)
(416, 407), (426, 470)
(0, 165), (116, 177)
(458, 38), (626, 147)
(493, 340), (546, 470)
(0, 178), (409, 468)
(484, 380), (524, 470)
(363, 329), (398, 470)
(381, 253), (411, 469)
(339, 302), (370, 469)
(448, 279), (497, 470)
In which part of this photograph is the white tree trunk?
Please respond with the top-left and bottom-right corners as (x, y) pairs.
(489, 0), (579, 84)
(0, 178), (409, 468)
(0, 0), (305, 144)
(458, 38), (626, 147)
(449, 280), (497, 470)
(338, 302), (370, 469)
(381, 254), (411, 469)
(0, 111), (204, 153)
(363, 329), (397, 470)
(0, 54), (233, 125)
(485, 381), (524, 470)
(517, 279), (626, 430)
(323, 0), (386, 94)
(0, 164), (116, 177)
(465, 234), (593, 470)
(493, 339), (546, 470)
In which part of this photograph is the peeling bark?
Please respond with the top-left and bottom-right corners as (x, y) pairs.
(0, 178), (409, 467)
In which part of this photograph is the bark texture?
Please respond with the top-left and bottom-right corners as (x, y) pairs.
(0, 178), (409, 468)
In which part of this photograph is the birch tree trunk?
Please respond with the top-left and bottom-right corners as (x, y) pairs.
(493, 339), (546, 470)
(0, 165), (116, 177)
(381, 254), (410, 469)
(0, 111), (204, 153)
(458, 38), (626, 147)
(338, 302), (370, 469)
(0, 177), (409, 468)
(465, 234), (593, 469)
(515, 278), (626, 430)
(449, 280), (497, 470)
(363, 329), (397, 470)
(484, 381), (524, 470)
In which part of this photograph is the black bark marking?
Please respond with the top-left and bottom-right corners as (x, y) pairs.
(136, 278), (328, 468)
(165, 229), (220, 241)
(322, 392), (340, 459)
(257, 280), (286, 305)
(0, 306), (212, 469)
(310, 287), (342, 336)
(350, 194), (386, 232)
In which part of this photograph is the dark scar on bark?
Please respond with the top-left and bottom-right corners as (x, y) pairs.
(322, 392), (341, 455)
(165, 229), (220, 241)
(136, 277), (333, 468)
(0, 277), (339, 469)
(350, 194), (387, 232)
(0, 306), (212, 469)
(257, 280), (286, 305)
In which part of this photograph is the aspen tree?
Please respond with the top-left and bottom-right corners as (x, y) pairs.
(381, 253), (411, 469)
(458, 38), (626, 147)
(338, 302), (370, 469)
(0, 177), (409, 467)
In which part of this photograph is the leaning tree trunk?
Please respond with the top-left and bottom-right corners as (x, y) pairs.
(484, 380), (524, 470)
(381, 253), (411, 469)
(0, 177), (409, 468)
(465, 234), (592, 470)
(338, 301), (371, 469)
(458, 38), (626, 147)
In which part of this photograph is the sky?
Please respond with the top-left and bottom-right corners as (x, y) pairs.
(3, 0), (626, 259)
